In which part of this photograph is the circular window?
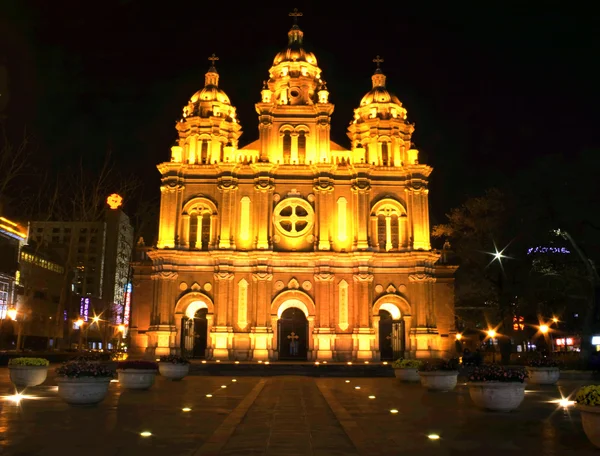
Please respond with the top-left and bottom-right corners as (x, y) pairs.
(273, 198), (314, 238)
(290, 89), (300, 98)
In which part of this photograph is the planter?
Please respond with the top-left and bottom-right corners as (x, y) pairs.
(418, 371), (458, 391)
(394, 368), (420, 382)
(468, 382), (526, 412)
(56, 377), (111, 406)
(577, 404), (600, 448)
(159, 363), (190, 381)
(526, 367), (560, 385)
(9, 365), (48, 387)
(117, 369), (157, 390)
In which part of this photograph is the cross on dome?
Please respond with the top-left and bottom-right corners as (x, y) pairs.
(373, 55), (384, 73)
(208, 53), (219, 72)
(289, 8), (303, 25)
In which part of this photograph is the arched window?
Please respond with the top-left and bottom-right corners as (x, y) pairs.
(381, 142), (389, 166)
(337, 197), (348, 242)
(200, 141), (209, 164)
(283, 132), (291, 164)
(182, 198), (218, 250)
(371, 199), (408, 251)
(239, 196), (251, 242)
(298, 131), (306, 164)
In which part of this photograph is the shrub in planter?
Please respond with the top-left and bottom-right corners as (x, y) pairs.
(526, 355), (560, 385)
(159, 355), (191, 381)
(8, 357), (50, 387)
(116, 360), (158, 390)
(468, 364), (528, 412)
(55, 361), (114, 406)
(418, 358), (459, 391)
(576, 385), (600, 448)
(392, 358), (422, 382)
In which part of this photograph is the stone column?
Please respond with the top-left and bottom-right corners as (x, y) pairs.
(370, 216), (379, 250)
(157, 184), (178, 248)
(290, 132), (299, 164)
(209, 215), (217, 249)
(314, 273), (334, 328)
(217, 177), (238, 249)
(180, 214), (190, 248)
(352, 177), (370, 250)
(385, 215), (392, 251)
(314, 176), (334, 251)
(253, 170), (275, 250)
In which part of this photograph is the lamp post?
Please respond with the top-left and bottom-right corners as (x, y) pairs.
(7, 308), (23, 351)
(74, 318), (84, 351)
(487, 329), (497, 363)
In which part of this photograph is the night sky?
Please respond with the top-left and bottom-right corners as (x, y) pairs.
(1, 1), (598, 234)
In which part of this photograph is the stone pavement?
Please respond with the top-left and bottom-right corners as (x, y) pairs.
(0, 367), (597, 455)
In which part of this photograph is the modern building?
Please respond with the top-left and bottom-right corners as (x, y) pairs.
(0, 216), (26, 348)
(130, 14), (457, 361)
(28, 202), (134, 326)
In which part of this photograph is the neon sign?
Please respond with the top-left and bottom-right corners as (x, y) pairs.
(79, 297), (90, 322)
(123, 283), (132, 327)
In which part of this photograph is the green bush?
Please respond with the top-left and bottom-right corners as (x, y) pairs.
(8, 357), (50, 367)
(392, 358), (422, 369)
(577, 385), (600, 406)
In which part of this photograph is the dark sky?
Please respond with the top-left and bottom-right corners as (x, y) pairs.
(1, 1), (599, 229)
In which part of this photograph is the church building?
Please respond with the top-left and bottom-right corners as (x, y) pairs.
(130, 12), (457, 361)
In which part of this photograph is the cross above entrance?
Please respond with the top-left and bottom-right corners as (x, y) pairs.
(287, 332), (299, 340)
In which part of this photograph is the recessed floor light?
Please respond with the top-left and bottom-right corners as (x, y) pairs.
(206, 394), (213, 398)
(232, 379), (237, 382)
(110, 379), (118, 383)
(258, 360), (263, 363)
(265, 361), (270, 365)
(345, 380), (350, 383)
(428, 434), (440, 440)
(221, 385), (227, 388)
(201, 360), (207, 364)
(182, 407), (191, 412)
(364, 361), (369, 364)
(234, 361), (240, 364)
(216, 360), (221, 363)
(347, 362), (353, 365)
(140, 431), (152, 437)
(390, 409), (399, 414)
(382, 361), (388, 365)
(323, 361), (327, 364)
(354, 386), (361, 390)
(558, 399), (575, 407)
(315, 362), (320, 365)
(368, 395), (376, 399)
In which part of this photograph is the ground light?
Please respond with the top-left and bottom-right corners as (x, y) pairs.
(347, 362), (353, 365)
(428, 434), (440, 440)
(265, 361), (270, 365)
(345, 380), (350, 383)
(232, 379), (237, 382)
(355, 386), (361, 390)
(315, 361), (320, 365)
(390, 409), (399, 414)
(206, 394), (213, 398)
(216, 360), (221, 363)
(382, 362), (388, 365)
(182, 408), (192, 412)
(221, 385), (227, 388)
(201, 360), (207, 364)
(368, 395), (376, 399)
(235, 361), (240, 364)
(140, 431), (152, 437)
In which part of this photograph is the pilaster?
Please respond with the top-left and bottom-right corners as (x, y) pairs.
(314, 175), (334, 250)
(217, 176), (238, 249)
(352, 176), (370, 250)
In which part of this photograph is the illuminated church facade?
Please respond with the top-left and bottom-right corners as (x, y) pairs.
(130, 13), (457, 361)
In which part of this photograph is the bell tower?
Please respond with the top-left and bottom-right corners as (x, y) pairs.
(255, 9), (334, 165)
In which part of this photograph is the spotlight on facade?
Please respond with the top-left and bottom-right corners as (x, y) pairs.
(7, 308), (17, 321)
(118, 324), (125, 332)
(315, 361), (320, 365)
(264, 361), (270, 365)
(552, 317), (559, 323)
(201, 360), (207, 364)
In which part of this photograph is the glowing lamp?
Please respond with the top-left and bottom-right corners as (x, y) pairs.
(75, 319), (84, 328)
(93, 316), (100, 323)
(118, 324), (126, 332)
(455, 333), (462, 341)
(552, 317), (559, 323)
(140, 431), (152, 437)
(428, 434), (440, 440)
(7, 308), (17, 321)
(106, 193), (123, 210)
(487, 329), (496, 338)
(540, 325), (549, 334)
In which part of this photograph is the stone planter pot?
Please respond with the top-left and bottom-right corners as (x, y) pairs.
(418, 371), (458, 391)
(117, 369), (157, 390)
(526, 367), (560, 385)
(394, 368), (420, 382)
(468, 382), (526, 412)
(56, 377), (111, 406)
(159, 363), (190, 381)
(577, 404), (600, 448)
(9, 365), (48, 387)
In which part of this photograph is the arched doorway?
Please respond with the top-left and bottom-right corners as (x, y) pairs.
(181, 308), (208, 359)
(378, 309), (405, 360)
(278, 307), (308, 360)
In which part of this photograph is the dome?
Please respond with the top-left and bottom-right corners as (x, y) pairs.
(359, 63), (402, 107)
(190, 86), (231, 105)
(273, 25), (318, 66)
(360, 87), (401, 106)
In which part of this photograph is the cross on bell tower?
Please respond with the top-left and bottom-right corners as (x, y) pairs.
(373, 55), (384, 72)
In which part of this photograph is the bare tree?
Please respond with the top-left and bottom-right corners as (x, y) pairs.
(0, 128), (32, 211)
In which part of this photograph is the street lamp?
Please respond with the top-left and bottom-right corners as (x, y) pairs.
(455, 333), (463, 341)
(487, 329), (497, 339)
(540, 324), (549, 334)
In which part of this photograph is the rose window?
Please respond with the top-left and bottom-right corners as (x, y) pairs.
(273, 198), (314, 238)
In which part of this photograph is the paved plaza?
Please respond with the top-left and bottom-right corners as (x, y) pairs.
(0, 367), (597, 455)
